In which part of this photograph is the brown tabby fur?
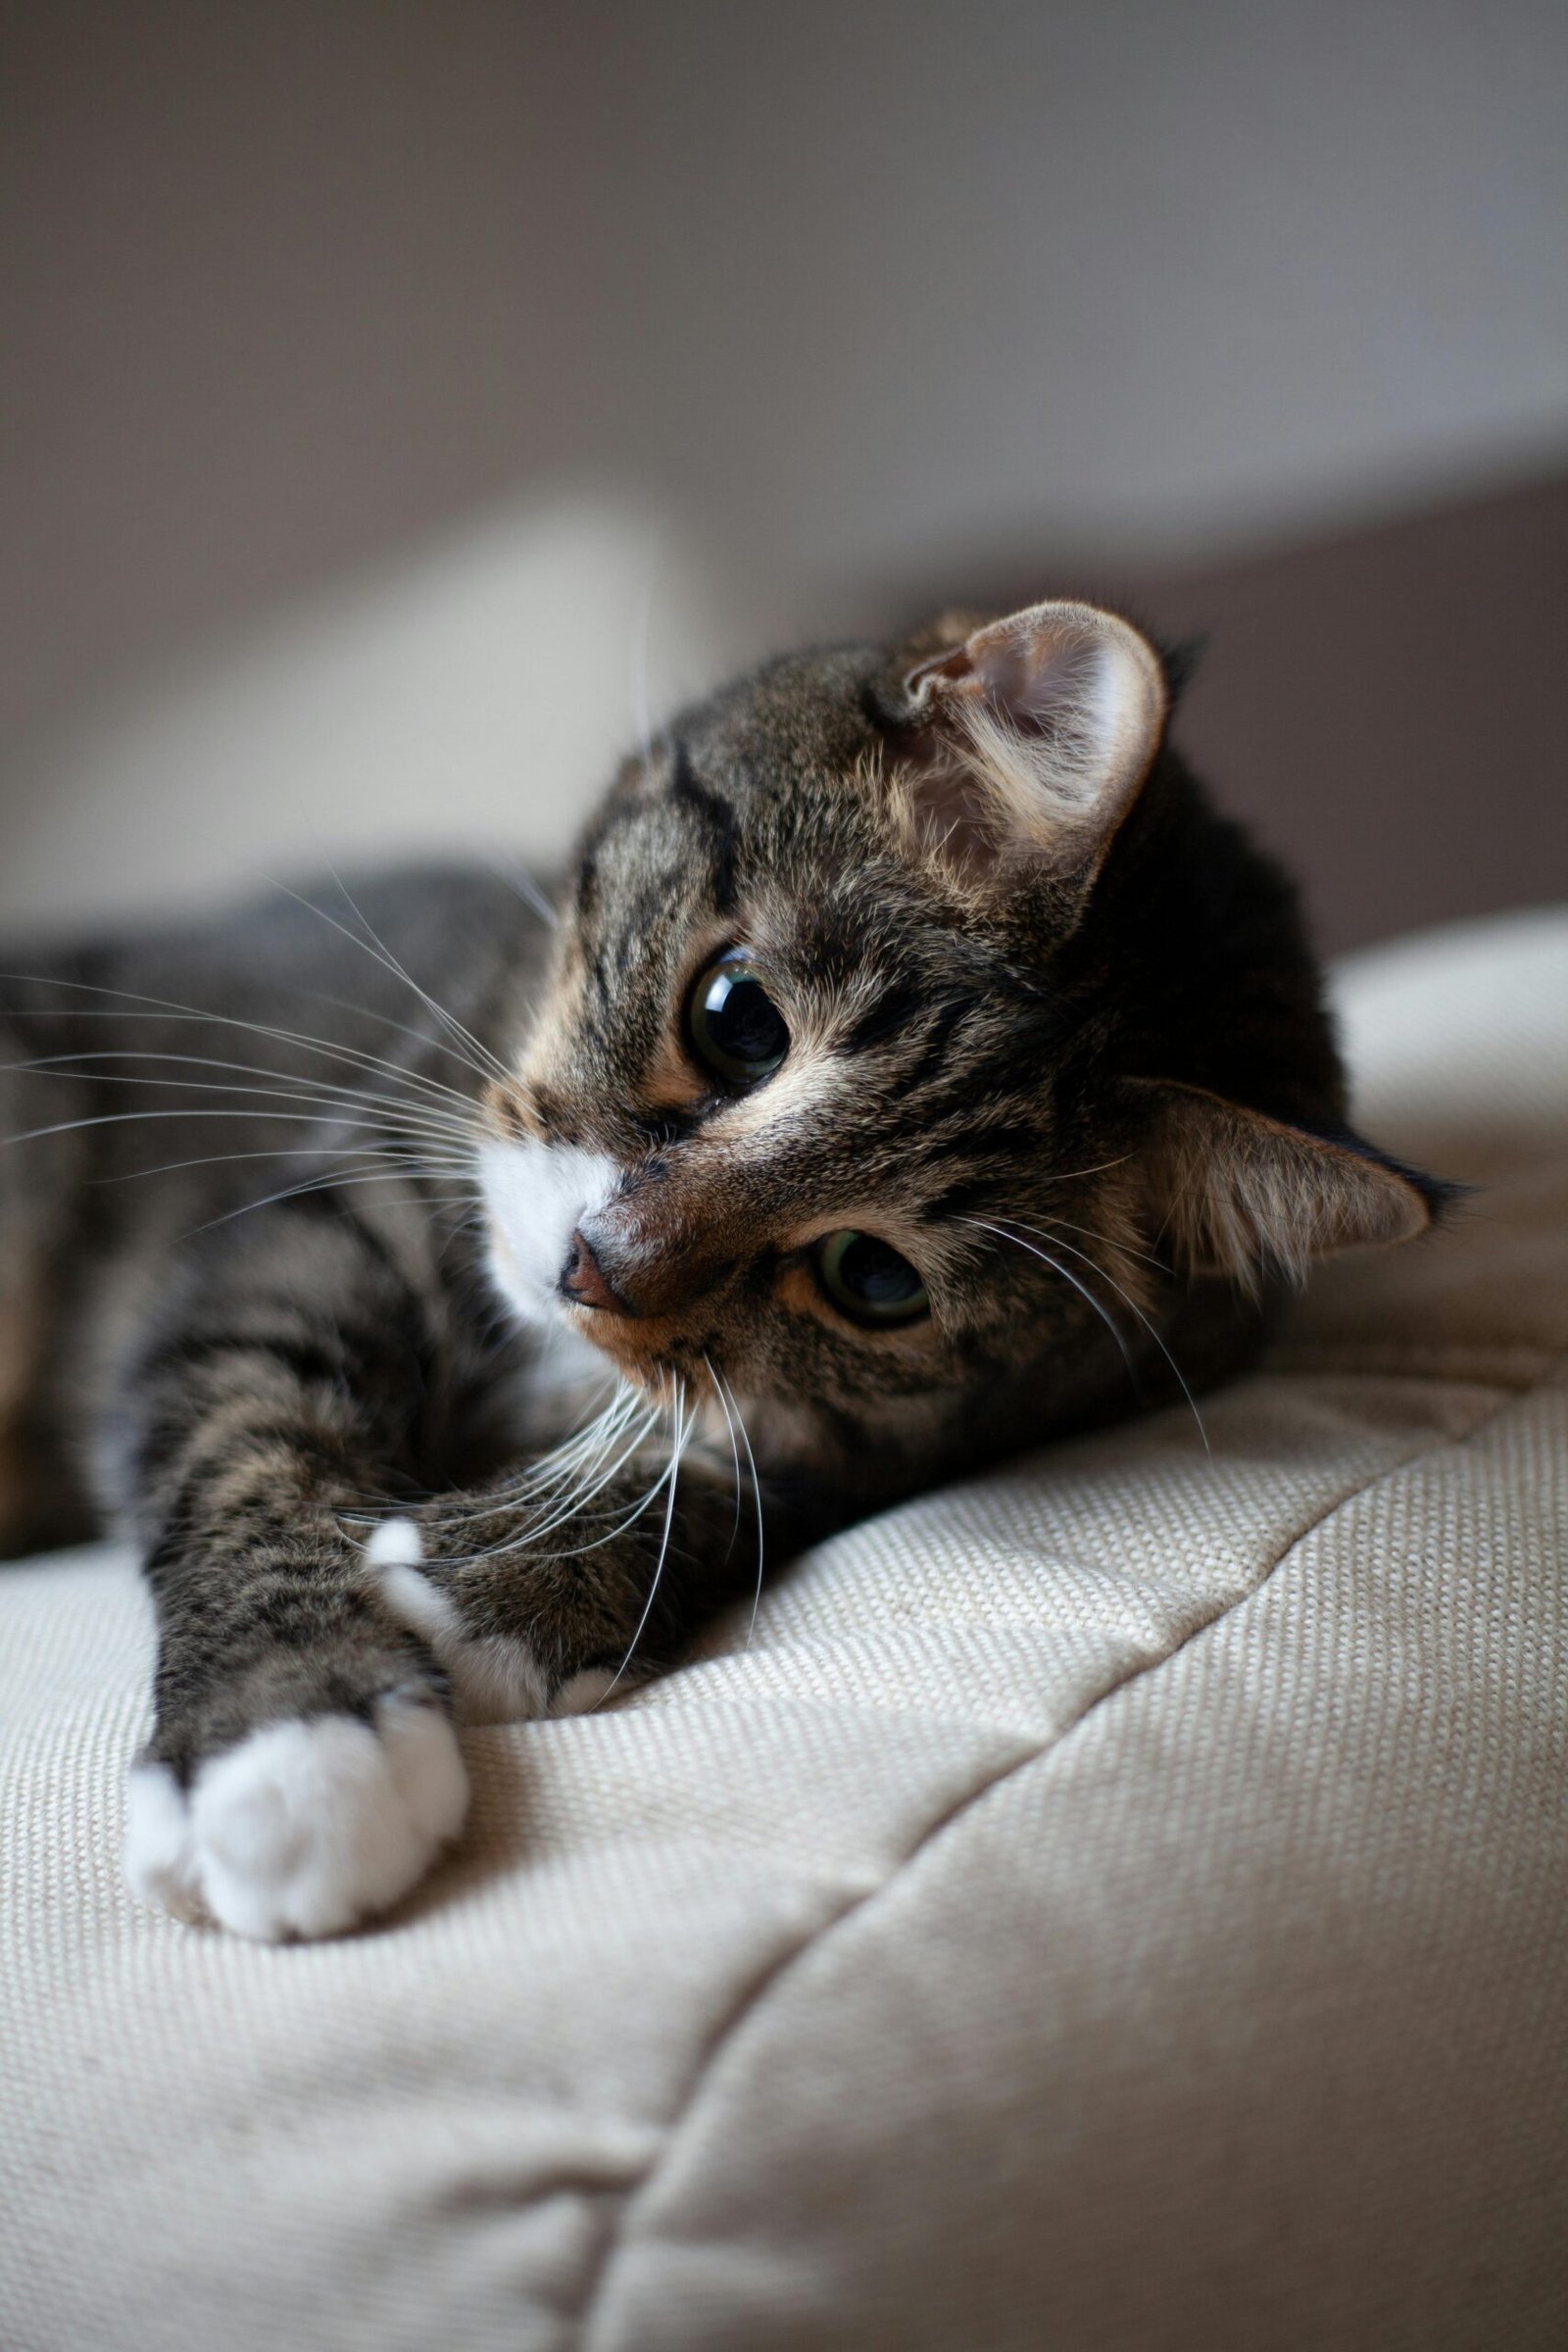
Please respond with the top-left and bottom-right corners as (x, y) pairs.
(0, 598), (1447, 1920)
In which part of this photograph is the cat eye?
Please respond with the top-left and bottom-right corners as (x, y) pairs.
(686, 951), (790, 1087)
(814, 1229), (930, 1326)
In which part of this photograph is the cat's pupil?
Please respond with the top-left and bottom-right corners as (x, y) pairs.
(688, 955), (789, 1085)
(836, 1235), (921, 1307)
(711, 976), (782, 1064)
(816, 1230), (930, 1325)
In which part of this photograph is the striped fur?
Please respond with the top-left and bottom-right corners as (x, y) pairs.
(0, 602), (1446, 1936)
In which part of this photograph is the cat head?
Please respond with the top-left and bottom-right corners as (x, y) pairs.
(479, 599), (1447, 1492)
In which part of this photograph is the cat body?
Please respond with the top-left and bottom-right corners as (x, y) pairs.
(0, 600), (1446, 1938)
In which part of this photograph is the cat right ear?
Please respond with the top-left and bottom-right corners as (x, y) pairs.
(896, 600), (1167, 892)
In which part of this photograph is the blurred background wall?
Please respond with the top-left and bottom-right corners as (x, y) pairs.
(3, 0), (1565, 947)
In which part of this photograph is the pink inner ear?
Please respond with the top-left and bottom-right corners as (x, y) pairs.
(906, 643), (974, 699)
(900, 602), (1167, 885)
(965, 623), (1079, 730)
(909, 609), (1118, 736)
(896, 740), (1011, 878)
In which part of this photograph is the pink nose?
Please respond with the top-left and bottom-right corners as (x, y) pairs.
(559, 1229), (626, 1314)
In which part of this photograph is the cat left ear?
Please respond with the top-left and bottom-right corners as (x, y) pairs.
(900, 600), (1167, 887)
(1130, 1077), (1451, 1291)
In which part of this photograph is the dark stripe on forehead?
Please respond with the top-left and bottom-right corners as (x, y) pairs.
(838, 990), (973, 1089)
(668, 738), (739, 915)
(587, 941), (615, 1008)
(922, 1174), (1013, 1221)
(905, 997), (974, 1092)
(841, 981), (925, 1055)
(906, 1005), (1071, 1123)
(916, 1118), (1043, 1167)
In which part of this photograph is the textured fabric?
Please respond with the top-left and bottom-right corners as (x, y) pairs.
(3, 909), (1566, 2351)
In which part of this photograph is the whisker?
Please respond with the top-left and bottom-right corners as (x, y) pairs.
(598, 1384), (690, 1703)
(416, 1389), (659, 1541)
(1035, 1212), (1171, 1276)
(629, 577), (656, 769)
(429, 1383), (639, 1514)
(964, 1217), (1135, 1377)
(2, 1105), (412, 1152)
(717, 1367), (766, 1649)
(703, 1352), (745, 1561)
(4, 1054), (478, 1147)
(1035, 1152), (1136, 1187)
(479, 1411), (649, 1543)
(1013, 1221), (1210, 1454)
(517, 1406), (665, 1547)
(327, 863), (513, 1076)
(538, 1447), (684, 1559)
(264, 870), (509, 1090)
(479, 848), (559, 930)
(438, 1402), (663, 1556)
(982, 1215), (1210, 1453)
(0, 977), (491, 1111)
(177, 1162), (487, 1239)
(90, 1141), (474, 1186)
(228, 873), (503, 1091)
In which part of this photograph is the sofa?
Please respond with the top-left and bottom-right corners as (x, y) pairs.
(3, 898), (1564, 2350)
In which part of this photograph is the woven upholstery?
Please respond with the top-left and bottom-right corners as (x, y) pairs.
(3, 908), (1565, 2351)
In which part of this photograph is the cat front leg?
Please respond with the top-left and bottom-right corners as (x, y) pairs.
(116, 1200), (469, 1941)
(364, 1452), (751, 1727)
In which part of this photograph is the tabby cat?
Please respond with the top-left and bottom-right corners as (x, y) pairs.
(0, 599), (1447, 1938)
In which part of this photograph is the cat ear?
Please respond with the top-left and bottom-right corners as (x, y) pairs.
(1130, 1078), (1449, 1290)
(899, 601), (1167, 886)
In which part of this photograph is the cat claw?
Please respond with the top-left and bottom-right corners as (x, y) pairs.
(123, 1697), (468, 1941)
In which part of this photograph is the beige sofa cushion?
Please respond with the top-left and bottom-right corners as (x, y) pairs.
(3, 908), (1565, 2351)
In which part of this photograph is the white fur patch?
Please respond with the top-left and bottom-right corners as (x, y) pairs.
(123, 1699), (468, 1942)
(364, 1515), (426, 1572)
(366, 1517), (548, 1727)
(550, 1667), (620, 1717)
(478, 1137), (621, 1325)
(123, 1761), (205, 1925)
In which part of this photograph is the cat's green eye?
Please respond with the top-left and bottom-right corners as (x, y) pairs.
(814, 1229), (930, 1326)
(686, 951), (790, 1087)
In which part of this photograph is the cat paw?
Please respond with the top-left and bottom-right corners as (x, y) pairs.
(366, 1516), (549, 1724)
(124, 1697), (468, 1941)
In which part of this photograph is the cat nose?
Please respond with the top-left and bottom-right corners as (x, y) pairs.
(559, 1230), (627, 1314)
(563, 1203), (731, 1320)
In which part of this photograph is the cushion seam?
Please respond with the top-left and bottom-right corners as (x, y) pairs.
(576, 1349), (1565, 2347)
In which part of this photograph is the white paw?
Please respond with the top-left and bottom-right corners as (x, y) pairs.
(366, 1517), (548, 1726)
(124, 1698), (468, 1941)
(122, 1756), (205, 1925)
